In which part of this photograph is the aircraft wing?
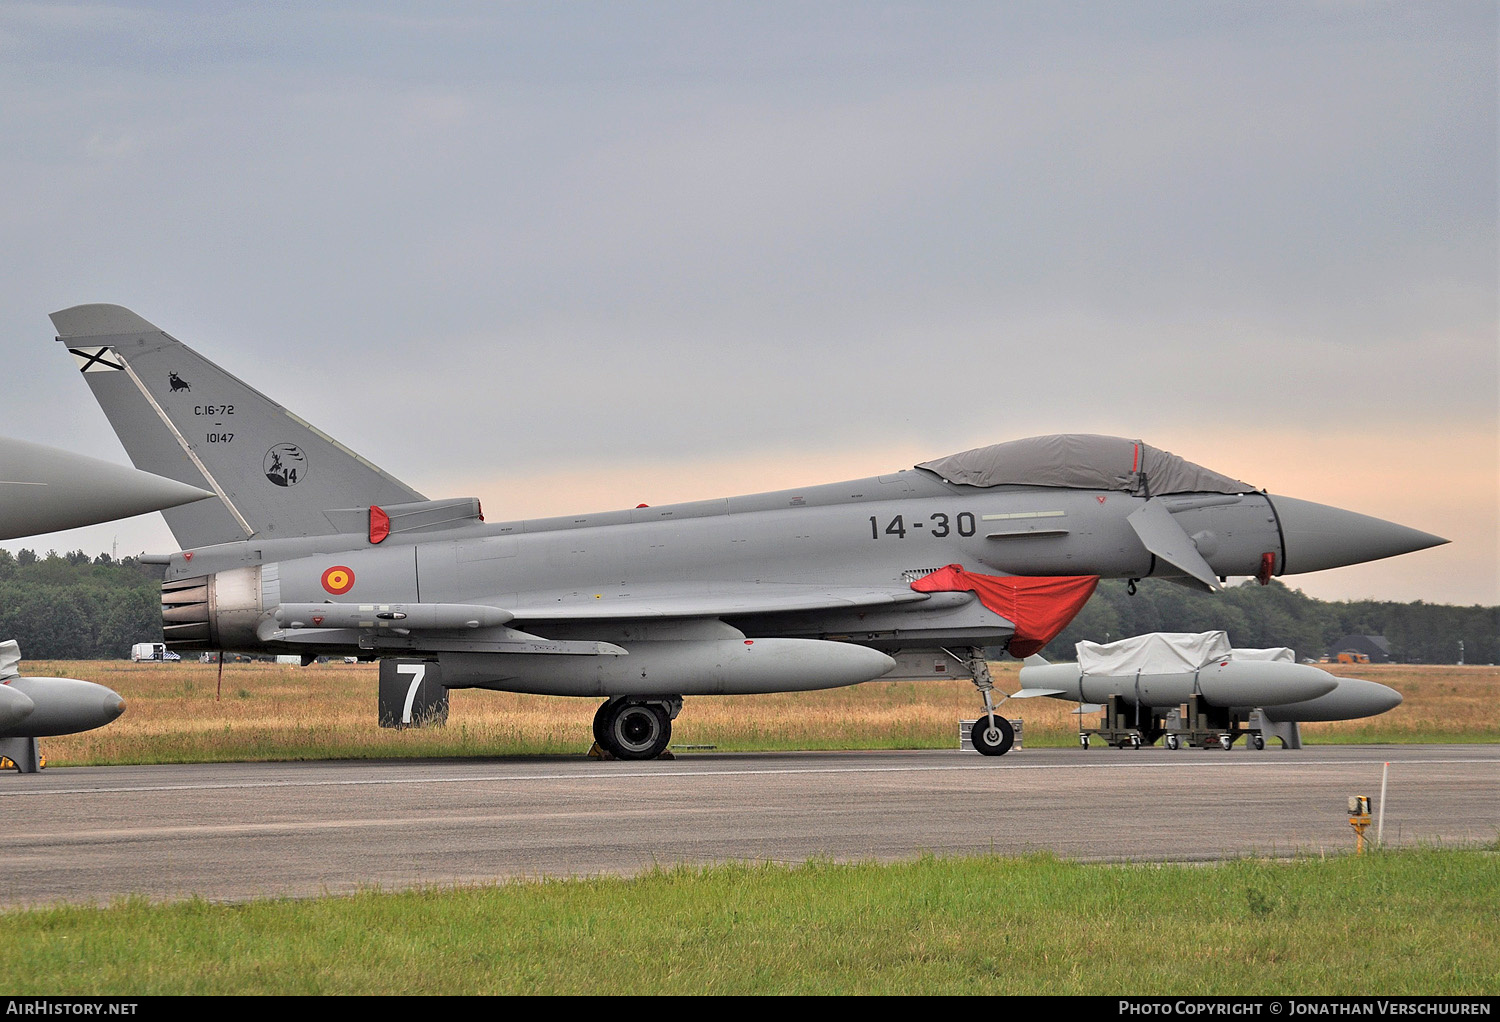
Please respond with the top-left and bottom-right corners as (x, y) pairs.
(255, 584), (951, 658)
(501, 583), (934, 622)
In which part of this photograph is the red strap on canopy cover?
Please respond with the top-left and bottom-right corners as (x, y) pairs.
(910, 565), (1099, 657)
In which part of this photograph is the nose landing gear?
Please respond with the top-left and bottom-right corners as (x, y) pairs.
(954, 646), (1014, 757)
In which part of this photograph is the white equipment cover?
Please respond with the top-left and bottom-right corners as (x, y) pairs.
(0, 640), (20, 680)
(916, 434), (1253, 495)
(1076, 631), (1233, 675)
(1228, 646), (1296, 663)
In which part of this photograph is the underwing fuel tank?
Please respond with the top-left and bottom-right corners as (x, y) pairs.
(1018, 659), (1340, 709)
(439, 638), (898, 697)
(0, 677), (125, 738)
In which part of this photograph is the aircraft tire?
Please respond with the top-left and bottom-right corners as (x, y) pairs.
(592, 699), (616, 747)
(601, 701), (671, 760)
(971, 715), (1014, 757)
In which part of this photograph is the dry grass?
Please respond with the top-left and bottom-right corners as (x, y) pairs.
(1309, 663), (1500, 742)
(19, 659), (1500, 766)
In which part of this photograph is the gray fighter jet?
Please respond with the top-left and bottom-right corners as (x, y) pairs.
(1016, 631), (1404, 750)
(50, 304), (1447, 759)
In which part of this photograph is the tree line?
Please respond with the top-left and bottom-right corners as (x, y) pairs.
(0, 549), (165, 660)
(1037, 578), (1499, 665)
(0, 548), (1494, 664)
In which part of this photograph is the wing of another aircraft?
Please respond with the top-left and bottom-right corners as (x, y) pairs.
(0, 435), (212, 540)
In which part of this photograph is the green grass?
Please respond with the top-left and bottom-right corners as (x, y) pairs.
(3, 849), (1496, 995)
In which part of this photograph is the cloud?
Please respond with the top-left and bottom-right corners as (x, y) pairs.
(0, 4), (1492, 605)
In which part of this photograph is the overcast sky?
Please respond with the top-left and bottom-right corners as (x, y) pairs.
(1, 2), (1495, 605)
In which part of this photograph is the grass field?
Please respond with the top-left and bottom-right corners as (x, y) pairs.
(2, 849), (1496, 995)
(22, 660), (1500, 766)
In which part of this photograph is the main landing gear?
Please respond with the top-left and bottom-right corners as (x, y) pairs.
(954, 646), (1014, 757)
(592, 696), (682, 760)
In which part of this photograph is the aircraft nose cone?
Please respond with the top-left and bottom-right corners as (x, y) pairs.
(104, 691), (126, 722)
(1267, 495), (1448, 575)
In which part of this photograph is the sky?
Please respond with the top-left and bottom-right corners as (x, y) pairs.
(1, 2), (1495, 606)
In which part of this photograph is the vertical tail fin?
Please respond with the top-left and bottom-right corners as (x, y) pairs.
(51, 304), (425, 549)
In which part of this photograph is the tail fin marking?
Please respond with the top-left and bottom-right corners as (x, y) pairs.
(52, 304), (426, 549)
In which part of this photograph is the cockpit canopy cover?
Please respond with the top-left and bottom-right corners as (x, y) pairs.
(916, 434), (1254, 496)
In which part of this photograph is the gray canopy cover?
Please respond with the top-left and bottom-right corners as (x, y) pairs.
(916, 434), (1253, 496)
(1075, 632), (1296, 675)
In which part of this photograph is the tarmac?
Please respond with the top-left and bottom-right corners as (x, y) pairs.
(1, 745), (1495, 907)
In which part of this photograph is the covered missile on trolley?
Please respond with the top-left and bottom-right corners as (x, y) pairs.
(0, 640), (126, 773)
(1015, 631), (1402, 749)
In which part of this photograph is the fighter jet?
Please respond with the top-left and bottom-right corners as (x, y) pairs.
(49, 304), (1447, 759)
(1016, 631), (1404, 750)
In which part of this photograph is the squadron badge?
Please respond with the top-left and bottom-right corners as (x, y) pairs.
(264, 444), (307, 487)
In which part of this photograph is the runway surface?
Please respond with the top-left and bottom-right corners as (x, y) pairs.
(1, 745), (1496, 907)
